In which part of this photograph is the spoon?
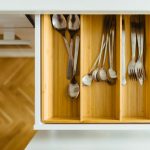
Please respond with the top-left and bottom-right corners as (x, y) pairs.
(82, 16), (108, 85)
(82, 41), (106, 86)
(68, 36), (80, 99)
(108, 29), (117, 78)
(96, 33), (109, 81)
(92, 33), (106, 81)
(82, 17), (108, 85)
(52, 15), (72, 79)
(82, 54), (100, 86)
(67, 15), (80, 80)
(107, 28), (117, 85)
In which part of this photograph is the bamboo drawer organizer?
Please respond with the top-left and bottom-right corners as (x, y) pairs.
(41, 14), (150, 124)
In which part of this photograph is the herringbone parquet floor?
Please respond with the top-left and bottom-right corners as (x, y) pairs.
(0, 58), (36, 150)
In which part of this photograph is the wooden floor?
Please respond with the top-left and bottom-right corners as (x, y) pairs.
(0, 58), (36, 150)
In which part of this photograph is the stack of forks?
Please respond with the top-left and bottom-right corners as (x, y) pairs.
(128, 16), (145, 85)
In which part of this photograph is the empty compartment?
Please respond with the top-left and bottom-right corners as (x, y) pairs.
(121, 15), (150, 122)
(80, 15), (121, 123)
(41, 15), (80, 123)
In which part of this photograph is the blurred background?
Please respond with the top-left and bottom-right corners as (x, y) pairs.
(0, 14), (35, 150)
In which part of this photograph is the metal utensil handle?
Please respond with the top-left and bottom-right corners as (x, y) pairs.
(131, 27), (136, 60)
(69, 38), (74, 64)
(97, 33), (106, 67)
(63, 37), (70, 55)
(67, 59), (73, 79)
(102, 33), (109, 67)
(89, 54), (100, 74)
(140, 24), (145, 79)
(137, 30), (141, 57)
(89, 33), (106, 73)
(140, 28), (144, 60)
(108, 32), (112, 69)
(63, 36), (74, 79)
(73, 36), (80, 76)
(141, 30), (145, 79)
(111, 29), (115, 69)
(122, 26), (126, 85)
(63, 36), (74, 64)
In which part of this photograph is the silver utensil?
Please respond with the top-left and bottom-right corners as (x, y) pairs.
(92, 33), (106, 81)
(82, 48), (102, 86)
(52, 15), (72, 80)
(128, 19), (137, 80)
(82, 53), (100, 86)
(96, 33), (109, 81)
(82, 74), (93, 86)
(122, 18), (127, 85)
(82, 34), (106, 86)
(82, 16), (117, 86)
(135, 17), (145, 85)
(68, 36), (80, 99)
(67, 15), (80, 80)
(52, 15), (70, 54)
(107, 27), (117, 83)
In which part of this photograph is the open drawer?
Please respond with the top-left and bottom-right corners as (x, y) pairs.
(34, 14), (150, 129)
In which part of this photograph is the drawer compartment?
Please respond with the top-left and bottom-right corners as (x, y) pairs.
(121, 15), (150, 122)
(41, 15), (80, 123)
(80, 15), (121, 123)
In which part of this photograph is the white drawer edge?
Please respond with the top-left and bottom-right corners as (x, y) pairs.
(34, 123), (150, 130)
(35, 14), (41, 126)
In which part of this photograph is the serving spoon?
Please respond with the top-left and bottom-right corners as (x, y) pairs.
(67, 15), (80, 80)
(96, 33), (109, 81)
(82, 16), (108, 86)
(107, 28), (117, 85)
(92, 33), (106, 81)
(82, 34), (106, 86)
(82, 54), (100, 86)
(52, 14), (73, 79)
(68, 36), (80, 99)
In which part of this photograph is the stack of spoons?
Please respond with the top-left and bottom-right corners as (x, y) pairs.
(82, 16), (117, 86)
(51, 14), (80, 99)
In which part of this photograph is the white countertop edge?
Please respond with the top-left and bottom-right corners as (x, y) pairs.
(34, 123), (150, 130)
(1, 0), (150, 14)
(2, 11), (150, 14)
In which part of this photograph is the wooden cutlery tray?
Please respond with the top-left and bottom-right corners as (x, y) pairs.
(41, 14), (150, 123)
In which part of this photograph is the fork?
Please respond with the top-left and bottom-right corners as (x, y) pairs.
(128, 18), (137, 80)
(135, 16), (145, 85)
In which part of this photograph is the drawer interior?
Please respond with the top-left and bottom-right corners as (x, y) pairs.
(80, 15), (120, 123)
(121, 15), (150, 122)
(41, 15), (80, 123)
(41, 14), (150, 123)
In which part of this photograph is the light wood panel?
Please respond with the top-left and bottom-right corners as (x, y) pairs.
(0, 58), (35, 150)
(41, 15), (80, 123)
(121, 15), (150, 121)
(80, 15), (121, 122)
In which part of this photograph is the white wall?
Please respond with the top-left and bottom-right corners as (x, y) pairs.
(26, 131), (150, 150)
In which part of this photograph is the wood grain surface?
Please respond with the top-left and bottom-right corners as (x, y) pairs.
(41, 15), (80, 123)
(0, 58), (36, 150)
(121, 15), (150, 121)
